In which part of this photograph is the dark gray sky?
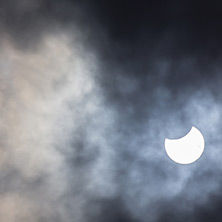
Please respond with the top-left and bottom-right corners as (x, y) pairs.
(0, 1), (222, 222)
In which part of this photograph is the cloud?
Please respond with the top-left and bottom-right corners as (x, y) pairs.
(0, 1), (222, 222)
(0, 31), (119, 221)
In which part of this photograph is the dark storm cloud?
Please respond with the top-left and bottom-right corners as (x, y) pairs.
(1, 1), (222, 222)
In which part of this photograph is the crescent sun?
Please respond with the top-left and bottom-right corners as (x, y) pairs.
(165, 126), (205, 164)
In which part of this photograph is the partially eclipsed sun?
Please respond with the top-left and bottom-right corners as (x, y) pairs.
(165, 126), (205, 164)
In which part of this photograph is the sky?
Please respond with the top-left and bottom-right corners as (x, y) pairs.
(0, 1), (222, 221)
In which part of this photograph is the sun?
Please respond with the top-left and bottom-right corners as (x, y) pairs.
(165, 126), (205, 164)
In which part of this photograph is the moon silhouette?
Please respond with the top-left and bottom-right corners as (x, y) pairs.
(165, 126), (205, 164)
